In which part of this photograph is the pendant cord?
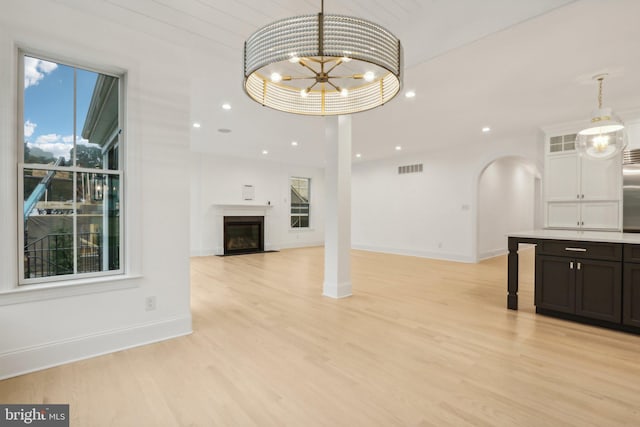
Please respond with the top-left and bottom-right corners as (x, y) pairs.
(321, 0), (324, 14)
(597, 77), (603, 109)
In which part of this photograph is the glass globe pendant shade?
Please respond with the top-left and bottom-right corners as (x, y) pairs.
(576, 107), (626, 159)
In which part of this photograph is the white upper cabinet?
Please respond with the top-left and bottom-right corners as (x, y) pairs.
(546, 154), (579, 201)
(544, 131), (622, 230)
(581, 155), (622, 201)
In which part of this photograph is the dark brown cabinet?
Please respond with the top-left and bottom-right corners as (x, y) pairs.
(535, 240), (623, 325)
(536, 254), (621, 322)
(575, 259), (621, 323)
(623, 249), (640, 328)
(509, 235), (640, 334)
(535, 255), (575, 314)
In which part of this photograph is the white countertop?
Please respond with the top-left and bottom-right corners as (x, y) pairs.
(508, 229), (640, 244)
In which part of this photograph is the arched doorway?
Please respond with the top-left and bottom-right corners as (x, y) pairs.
(477, 156), (541, 260)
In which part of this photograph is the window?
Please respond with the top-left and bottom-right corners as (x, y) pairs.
(19, 53), (123, 284)
(549, 134), (576, 153)
(290, 177), (310, 228)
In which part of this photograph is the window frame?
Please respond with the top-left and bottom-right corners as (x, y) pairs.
(17, 50), (125, 286)
(290, 176), (311, 229)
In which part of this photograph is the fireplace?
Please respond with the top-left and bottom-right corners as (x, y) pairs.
(223, 216), (264, 255)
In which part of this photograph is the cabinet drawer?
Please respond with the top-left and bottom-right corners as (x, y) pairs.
(624, 244), (640, 263)
(536, 240), (622, 261)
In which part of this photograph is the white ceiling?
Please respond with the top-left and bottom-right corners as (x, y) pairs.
(58, 0), (640, 167)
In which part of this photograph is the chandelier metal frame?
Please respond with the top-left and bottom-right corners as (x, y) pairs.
(243, 0), (402, 115)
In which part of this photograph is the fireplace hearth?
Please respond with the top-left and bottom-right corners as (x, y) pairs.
(223, 216), (264, 255)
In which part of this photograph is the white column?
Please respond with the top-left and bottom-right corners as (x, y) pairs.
(323, 115), (352, 298)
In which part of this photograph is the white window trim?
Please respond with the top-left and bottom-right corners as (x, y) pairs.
(290, 176), (311, 229)
(0, 275), (141, 306)
(16, 49), (126, 287)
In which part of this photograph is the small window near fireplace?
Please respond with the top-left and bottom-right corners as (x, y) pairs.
(290, 177), (310, 228)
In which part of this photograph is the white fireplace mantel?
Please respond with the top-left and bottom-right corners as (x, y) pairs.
(212, 203), (275, 255)
(212, 203), (273, 209)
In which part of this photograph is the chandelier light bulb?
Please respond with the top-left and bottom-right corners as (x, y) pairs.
(340, 88), (349, 97)
(593, 134), (610, 151)
(363, 71), (375, 82)
(289, 55), (300, 63)
(300, 88), (309, 98)
(270, 72), (283, 83)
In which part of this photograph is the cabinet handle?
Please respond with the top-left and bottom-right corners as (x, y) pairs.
(577, 262), (581, 270)
(570, 261), (574, 269)
(581, 194), (584, 199)
(577, 221), (580, 226)
(577, 194), (580, 199)
(581, 221), (584, 226)
(565, 247), (587, 252)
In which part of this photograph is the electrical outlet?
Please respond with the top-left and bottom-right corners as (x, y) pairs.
(145, 296), (156, 311)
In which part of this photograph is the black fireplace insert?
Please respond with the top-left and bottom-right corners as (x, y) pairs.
(223, 216), (264, 255)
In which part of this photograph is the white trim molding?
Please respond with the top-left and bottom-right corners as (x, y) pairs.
(0, 314), (192, 380)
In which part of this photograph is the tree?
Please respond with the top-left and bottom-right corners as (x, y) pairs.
(71, 144), (102, 168)
(24, 142), (55, 164)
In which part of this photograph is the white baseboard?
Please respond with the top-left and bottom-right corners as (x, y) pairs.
(0, 314), (192, 380)
(478, 248), (507, 260)
(323, 280), (352, 299)
(190, 248), (217, 257)
(276, 241), (324, 250)
(352, 244), (475, 263)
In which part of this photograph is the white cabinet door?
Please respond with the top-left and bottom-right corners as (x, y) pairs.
(546, 154), (579, 201)
(580, 153), (622, 201)
(581, 202), (620, 230)
(547, 202), (580, 228)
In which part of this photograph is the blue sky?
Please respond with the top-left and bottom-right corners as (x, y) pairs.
(23, 56), (98, 160)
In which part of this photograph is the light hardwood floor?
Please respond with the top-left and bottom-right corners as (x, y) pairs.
(2, 247), (640, 426)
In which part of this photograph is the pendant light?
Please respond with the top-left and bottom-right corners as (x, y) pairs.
(243, 0), (402, 116)
(576, 74), (626, 159)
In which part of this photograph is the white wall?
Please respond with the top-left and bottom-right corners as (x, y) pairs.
(477, 157), (538, 259)
(352, 136), (541, 262)
(0, 1), (192, 378)
(190, 153), (325, 256)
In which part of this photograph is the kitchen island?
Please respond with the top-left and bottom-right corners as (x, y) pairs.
(507, 229), (640, 333)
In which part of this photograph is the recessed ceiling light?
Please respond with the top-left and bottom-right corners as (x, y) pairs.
(405, 91), (416, 98)
(192, 122), (201, 128)
(355, 153), (362, 158)
(262, 149), (269, 155)
(482, 126), (491, 133)
(395, 146), (402, 151)
(218, 128), (232, 133)
(291, 141), (298, 146)
(222, 103), (231, 110)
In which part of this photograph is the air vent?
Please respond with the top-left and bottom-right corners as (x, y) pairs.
(398, 163), (423, 174)
(549, 133), (576, 153)
(624, 149), (640, 165)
